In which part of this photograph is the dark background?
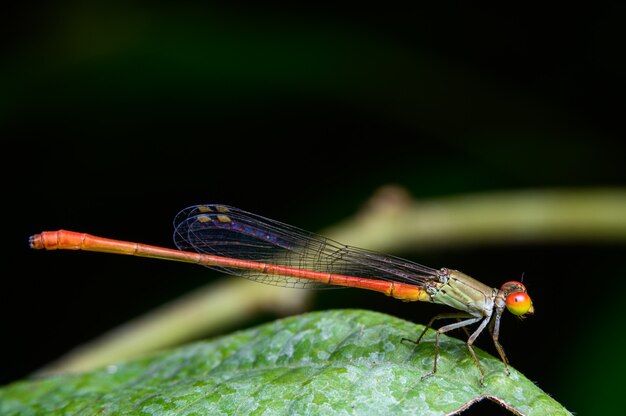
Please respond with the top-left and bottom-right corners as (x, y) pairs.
(3, 2), (626, 414)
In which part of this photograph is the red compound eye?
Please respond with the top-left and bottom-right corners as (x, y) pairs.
(505, 292), (532, 316)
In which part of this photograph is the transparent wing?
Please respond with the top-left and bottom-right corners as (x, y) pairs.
(173, 204), (440, 289)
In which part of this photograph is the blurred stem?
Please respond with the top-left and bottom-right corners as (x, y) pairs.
(328, 186), (626, 253)
(37, 186), (626, 376)
(36, 280), (308, 376)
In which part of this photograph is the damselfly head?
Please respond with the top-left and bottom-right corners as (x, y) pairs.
(501, 280), (526, 293)
(501, 281), (534, 317)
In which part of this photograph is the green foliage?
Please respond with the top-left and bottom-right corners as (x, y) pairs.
(0, 310), (570, 415)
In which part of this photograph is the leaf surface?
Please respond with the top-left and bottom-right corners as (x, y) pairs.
(0, 309), (571, 415)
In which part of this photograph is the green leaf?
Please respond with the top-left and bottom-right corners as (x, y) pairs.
(1, 309), (570, 415)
